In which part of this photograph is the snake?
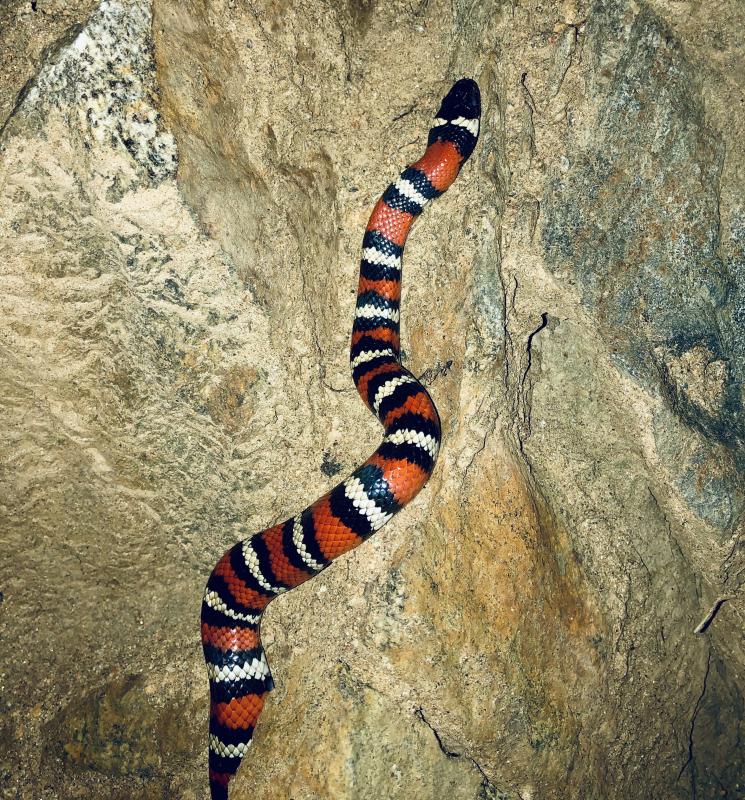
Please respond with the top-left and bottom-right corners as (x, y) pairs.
(200, 78), (481, 799)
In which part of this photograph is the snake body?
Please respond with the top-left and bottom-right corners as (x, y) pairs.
(201, 79), (481, 799)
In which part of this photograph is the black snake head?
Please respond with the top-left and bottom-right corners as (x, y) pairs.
(429, 78), (481, 159)
(437, 77), (481, 123)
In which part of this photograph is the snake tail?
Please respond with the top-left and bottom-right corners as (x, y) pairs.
(201, 78), (481, 799)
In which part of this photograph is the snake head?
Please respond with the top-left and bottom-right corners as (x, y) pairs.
(437, 77), (481, 121)
(428, 78), (481, 160)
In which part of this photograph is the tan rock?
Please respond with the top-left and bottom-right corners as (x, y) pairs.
(1, 0), (743, 799)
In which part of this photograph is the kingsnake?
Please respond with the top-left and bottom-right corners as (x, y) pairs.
(201, 78), (481, 799)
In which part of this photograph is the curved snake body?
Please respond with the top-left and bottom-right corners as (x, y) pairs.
(201, 79), (481, 799)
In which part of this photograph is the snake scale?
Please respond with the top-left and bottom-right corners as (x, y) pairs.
(201, 78), (481, 799)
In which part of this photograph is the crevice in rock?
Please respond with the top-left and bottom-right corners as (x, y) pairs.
(519, 72), (537, 115)
(515, 311), (549, 460)
(337, 24), (352, 83)
(501, 274), (518, 391)
(521, 312), (549, 391)
(415, 707), (461, 759)
(414, 707), (499, 794)
(694, 598), (730, 634)
(677, 646), (712, 798)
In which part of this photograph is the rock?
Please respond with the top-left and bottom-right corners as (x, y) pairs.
(42, 672), (201, 779)
(541, 2), (744, 520)
(1, 0), (743, 798)
(0, 0), (100, 131)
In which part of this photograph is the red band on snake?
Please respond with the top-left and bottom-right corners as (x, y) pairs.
(201, 79), (481, 799)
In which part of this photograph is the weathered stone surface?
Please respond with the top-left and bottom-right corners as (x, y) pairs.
(0, 0), (100, 131)
(1, 0), (743, 799)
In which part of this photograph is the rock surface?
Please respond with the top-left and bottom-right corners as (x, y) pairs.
(1, 0), (743, 798)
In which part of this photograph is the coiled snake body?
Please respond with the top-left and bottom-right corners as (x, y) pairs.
(201, 79), (481, 799)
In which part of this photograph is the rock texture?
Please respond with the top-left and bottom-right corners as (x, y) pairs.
(1, 1), (743, 799)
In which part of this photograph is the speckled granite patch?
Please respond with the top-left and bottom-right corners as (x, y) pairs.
(23, 0), (177, 182)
